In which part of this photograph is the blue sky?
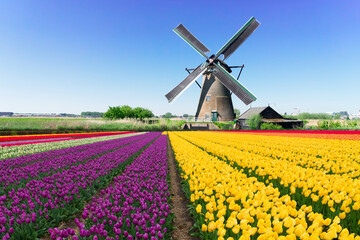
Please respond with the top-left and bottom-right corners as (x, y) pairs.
(1, 0), (359, 116)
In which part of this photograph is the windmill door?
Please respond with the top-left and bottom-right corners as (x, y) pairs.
(211, 112), (218, 121)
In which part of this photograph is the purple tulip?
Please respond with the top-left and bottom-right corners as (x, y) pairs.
(2, 133), (170, 239)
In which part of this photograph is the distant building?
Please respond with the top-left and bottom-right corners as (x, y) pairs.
(0, 112), (13, 117)
(350, 114), (360, 120)
(236, 106), (303, 129)
(339, 111), (349, 117)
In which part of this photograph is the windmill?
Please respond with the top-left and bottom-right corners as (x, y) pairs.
(165, 17), (260, 121)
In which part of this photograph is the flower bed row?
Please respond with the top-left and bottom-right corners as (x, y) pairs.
(185, 131), (360, 175)
(0, 132), (130, 143)
(0, 132), (136, 147)
(225, 130), (360, 140)
(172, 131), (360, 236)
(226, 130), (360, 135)
(0, 132), (144, 160)
(0, 137), (73, 147)
(168, 132), (352, 239)
(0, 132), (161, 239)
(49, 135), (171, 239)
(0, 133), (150, 195)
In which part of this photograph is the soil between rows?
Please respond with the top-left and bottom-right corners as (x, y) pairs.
(167, 136), (199, 240)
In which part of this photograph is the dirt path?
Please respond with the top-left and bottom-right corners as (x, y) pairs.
(167, 136), (199, 240)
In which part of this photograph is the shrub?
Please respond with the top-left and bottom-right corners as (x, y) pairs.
(346, 120), (358, 128)
(318, 120), (344, 130)
(317, 120), (329, 130)
(297, 113), (333, 120)
(329, 121), (341, 129)
(260, 123), (283, 130)
(246, 114), (261, 130)
(213, 122), (234, 130)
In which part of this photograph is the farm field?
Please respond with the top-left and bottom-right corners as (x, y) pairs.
(0, 132), (136, 147)
(0, 118), (185, 132)
(0, 130), (360, 239)
(168, 131), (360, 240)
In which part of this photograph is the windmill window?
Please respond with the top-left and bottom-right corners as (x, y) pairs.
(205, 114), (210, 119)
(206, 96), (211, 101)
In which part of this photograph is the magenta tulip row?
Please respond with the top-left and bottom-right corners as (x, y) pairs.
(49, 135), (171, 240)
(0, 133), (150, 194)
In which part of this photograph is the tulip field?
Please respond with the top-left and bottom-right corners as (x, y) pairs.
(0, 130), (360, 239)
(168, 131), (360, 240)
(0, 132), (172, 240)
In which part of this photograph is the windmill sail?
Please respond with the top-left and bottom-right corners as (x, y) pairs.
(213, 63), (256, 105)
(165, 64), (206, 103)
(215, 17), (260, 60)
(167, 18), (260, 110)
(173, 24), (210, 59)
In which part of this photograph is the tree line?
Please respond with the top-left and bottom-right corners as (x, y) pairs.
(283, 112), (343, 120)
(103, 105), (154, 120)
(81, 112), (104, 118)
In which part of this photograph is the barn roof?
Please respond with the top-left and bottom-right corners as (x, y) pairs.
(238, 107), (268, 119)
(238, 106), (284, 120)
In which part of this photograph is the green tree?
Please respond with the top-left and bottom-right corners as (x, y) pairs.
(104, 106), (124, 119)
(246, 114), (261, 130)
(141, 109), (154, 119)
(297, 112), (332, 120)
(81, 112), (104, 118)
(163, 112), (174, 119)
(133, 107), (153, 120)
(133, 107), (144, 119)
(104, 105), (153, 120)
(120, 105), (134, 118)
(333, 113), (341, 120)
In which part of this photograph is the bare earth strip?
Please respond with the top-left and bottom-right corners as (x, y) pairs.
(167, 136), (199, 240)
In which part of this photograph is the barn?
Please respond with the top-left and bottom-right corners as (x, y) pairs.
(236, 106), (303, 129)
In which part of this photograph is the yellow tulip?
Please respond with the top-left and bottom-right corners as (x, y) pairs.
(225, 216), (237, 229)
(201, 224), (207, 232)
(284, 217), (295, 228)
(217, 227), (226, 237)
(196, 204), (202, 213)
(273, 221), (283, 234)
(168, 132), (360, 240)
(294, 224), (306, 237)
(232, 225), (240, 234)
(208, 221), (216, 232)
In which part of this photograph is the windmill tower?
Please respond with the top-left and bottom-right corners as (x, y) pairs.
(165, 17), (260, 121)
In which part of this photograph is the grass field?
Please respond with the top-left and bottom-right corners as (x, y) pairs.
(1, 118), (359, 135)
(0, 117), (185, 132)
